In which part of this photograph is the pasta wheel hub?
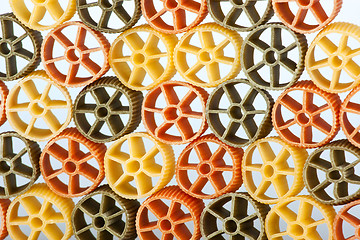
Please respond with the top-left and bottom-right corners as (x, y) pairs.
(263, 164), (275, 179)
(228, 105), (244, 121)
(288, 223), (305, 237)
(95, 105), (109, 120)
(99, 0), (114, 10)
(264, 49), (280, 66)
(230, 0), (245, 8)
(31, 0), (47, 5)
(198, 162), (212, 176)
(0, 42), (12, 56)
(296, 112), (311, 126)
(198, 51), (212, 63)
(165, 0), (179, 10)
(125, 159), (142, 175)
(63, 161), (77, 175)
(329, 54), (346, 70)
(132, 52), (146, 65)
(0, 159), (11, 174)
(93, 216), (106, 230)
(30, 216), (43, 229)
(29, 101), (46, 117)
(297, 0), (313, 8)
(224, 218), (239, 235)
(163, 106), (182, 122)
(327, 165), (353, 183)
(65, 47), (82, 64)
(159, 218), (172, 232)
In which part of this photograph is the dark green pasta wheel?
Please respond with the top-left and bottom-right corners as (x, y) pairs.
(77, 0), (141, 33)
(73, 76), (143, 143)
(0, 13), (42, 81)
(72, 185), (140, 240)
(0, 131), (41, 198)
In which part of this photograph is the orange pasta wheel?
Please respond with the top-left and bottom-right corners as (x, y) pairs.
(272, 0), (342, 33)
(40, 128), (106, 198)
(142, 0), (207, 34)
(176, 134), (243, 199)
(273, 80), (341, 148)
(142, 81), (208, 145)
(42, 21), (110, 87)
(136, 186), (204, 240)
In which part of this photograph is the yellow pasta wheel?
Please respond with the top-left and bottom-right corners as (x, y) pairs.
(265, 195), (336, 240)
(174, 23), (242, 88)
(9, 0), (76, 31)
(6, 70), (72, 141)
(105, 132), (175, 199)
(109, 25), (177, 91)
(6, 183), (74, 240)
(242, 137), (308, 204)
(306, 22), (360, 93)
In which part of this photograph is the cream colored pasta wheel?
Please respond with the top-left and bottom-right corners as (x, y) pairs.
(242, 137), (308, 204)
(105, 132), (175, 199)
(174, 23), (242, 88)
(9, 0), (76, 31)
(6, 70), (72, 141)
(6, 183), (74, 240)
(265, 196), (336, 240)
(306, 22), (360, 93)
(109, 25), (177, 91)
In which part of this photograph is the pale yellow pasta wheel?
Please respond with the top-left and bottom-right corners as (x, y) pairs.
(306, 22), (360, 93)
(265, 196), (336, 240)
(242, 137), (308, 204)
(6, 70), (72, 141)
(6, 183), (74, 240)
(109, 25), (177, 91)
(105, 132), (175, 199)
(9, 0), (76, 31)
(174, 23), (242, 88)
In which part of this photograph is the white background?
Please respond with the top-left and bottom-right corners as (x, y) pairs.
(2, 0), (360, 239)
